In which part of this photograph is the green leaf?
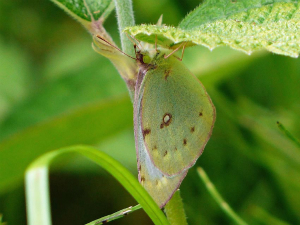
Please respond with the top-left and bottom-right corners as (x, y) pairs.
(125, 1), (300, 57)
(179, 0), (298, 29)
(0, 96), (132, 194)
(50, 0), (114, 32)
(25, 146), (169, 225)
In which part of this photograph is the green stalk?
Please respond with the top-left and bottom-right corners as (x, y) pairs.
(164, 190), (188, 225)
(197, 167), (248, 225)
(114, 0), (135, 56)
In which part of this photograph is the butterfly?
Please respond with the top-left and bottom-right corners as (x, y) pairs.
(93, 34), (216, 208)
(133, 45), (216, 208)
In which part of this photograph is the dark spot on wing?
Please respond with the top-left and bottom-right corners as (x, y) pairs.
(102, 220), (108, 223)
(160, 113), (172, 128)
(141, 176), (145, 182)
(191, 127), (195, 133)
(199, 112), (203, 116)
(152, 145), (157, 151)
(183, 139), (187, 146)
(175, 147), (177, 151)
(142, 128), (151, 138)
(164, 69), (171, 80)
(163, 151), (168, 157)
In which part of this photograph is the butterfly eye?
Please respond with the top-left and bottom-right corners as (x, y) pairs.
(143, 55), (151, 64)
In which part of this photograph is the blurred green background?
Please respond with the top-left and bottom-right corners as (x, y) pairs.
(1, 0), (300, 224)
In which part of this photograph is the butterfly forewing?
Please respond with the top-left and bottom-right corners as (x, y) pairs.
(140, 56), (215, 176)
(134, 67), (188, 208)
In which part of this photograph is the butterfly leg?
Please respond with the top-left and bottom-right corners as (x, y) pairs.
(164, 42), (186, 61)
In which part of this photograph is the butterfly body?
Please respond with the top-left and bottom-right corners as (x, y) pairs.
(134, 49), (215, 207)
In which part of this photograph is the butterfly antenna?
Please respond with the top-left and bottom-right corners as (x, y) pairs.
(178, 43), (187, 61)
(133, 35), (143, 50)
(96, 35), (136, 60)
(164, 42), (186, 61)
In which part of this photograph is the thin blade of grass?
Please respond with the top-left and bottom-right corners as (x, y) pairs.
(86, 204), (142, 225)
(26, 167), (51, 225)
(277, 121), (300, 149)
(197, 167), (248, 225)
(250, 205), (291, 225)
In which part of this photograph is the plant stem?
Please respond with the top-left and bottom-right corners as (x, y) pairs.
(164, 190), (188, 225)
(197, 167), (248, 225)
(114, 0), (135, 56)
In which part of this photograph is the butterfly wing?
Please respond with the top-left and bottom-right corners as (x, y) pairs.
(140, 56), (216, 176)
(134, 68), (188, 208)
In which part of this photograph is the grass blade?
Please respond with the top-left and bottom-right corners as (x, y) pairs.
(86, 205), (142, 225)
(26, 167), (52, 225)
(250, 206), (291, 225)
(197, 167), (248, 225)
(25, 145), (169, 225)
(277, 121), (300, 148)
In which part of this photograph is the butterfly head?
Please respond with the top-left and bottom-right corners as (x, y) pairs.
(135, 46), (167, 67)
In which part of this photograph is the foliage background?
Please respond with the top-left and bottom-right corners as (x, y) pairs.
(0, 0), (300, 224)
